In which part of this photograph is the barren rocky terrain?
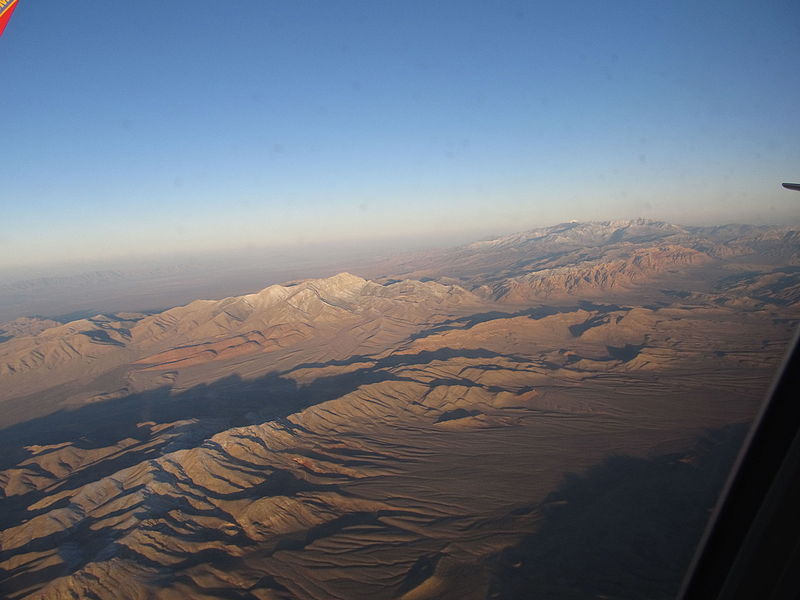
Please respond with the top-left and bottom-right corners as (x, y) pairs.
(1, 220), (798, 599)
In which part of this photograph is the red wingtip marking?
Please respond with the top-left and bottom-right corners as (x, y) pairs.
(0, 0), (20, 37)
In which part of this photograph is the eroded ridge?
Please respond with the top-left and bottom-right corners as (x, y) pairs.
(1, 220), (798, 599)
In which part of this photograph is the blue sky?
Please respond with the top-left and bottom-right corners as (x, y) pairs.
(2, 1), (799, 269)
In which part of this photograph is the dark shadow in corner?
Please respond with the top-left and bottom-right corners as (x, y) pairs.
(486, 422), (748, 600)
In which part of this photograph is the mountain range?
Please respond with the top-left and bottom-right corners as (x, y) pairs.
(1, 219), (798, 599)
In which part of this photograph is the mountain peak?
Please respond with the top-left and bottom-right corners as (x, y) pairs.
(306, 272), (369, 297)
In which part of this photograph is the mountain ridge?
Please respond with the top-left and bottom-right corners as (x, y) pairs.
(0, 219), (798, 599)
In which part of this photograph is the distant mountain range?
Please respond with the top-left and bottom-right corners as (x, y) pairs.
(1, 220), (798, 599)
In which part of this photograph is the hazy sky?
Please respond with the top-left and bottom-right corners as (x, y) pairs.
(2, 1), (799, 269)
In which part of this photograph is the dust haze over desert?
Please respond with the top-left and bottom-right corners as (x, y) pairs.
(2, 2), (800, 600)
